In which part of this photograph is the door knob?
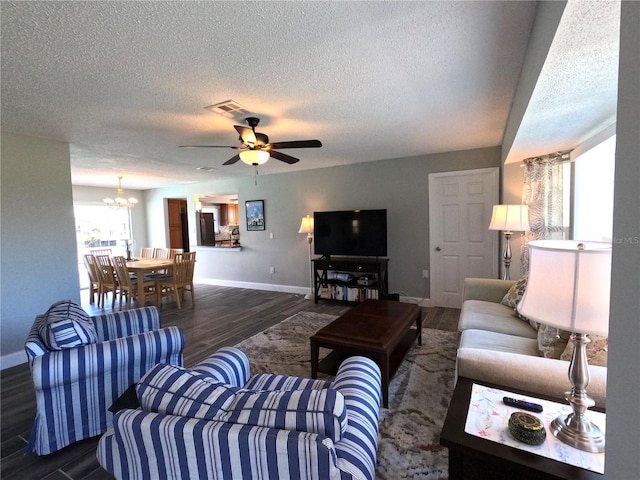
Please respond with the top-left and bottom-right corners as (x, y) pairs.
(435, 246), (442, 251)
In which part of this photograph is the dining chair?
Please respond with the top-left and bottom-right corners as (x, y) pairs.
(95, 254), (119, 309)
(90, 248), (113, 256)
(83, 254), (101, 305)
(140, 247), (154, 258)
(112, 256), (156, 311)
(168, 248), (183, 259)
(156, 252), (196, 309)
(153, 248), (170, 259)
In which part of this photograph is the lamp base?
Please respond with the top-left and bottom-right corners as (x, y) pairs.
(550, 412), (605, 453)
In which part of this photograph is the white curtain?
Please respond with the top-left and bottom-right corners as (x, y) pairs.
(521, 152), (566, 274)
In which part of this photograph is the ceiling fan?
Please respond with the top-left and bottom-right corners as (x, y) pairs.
(180, 117), (322, 166)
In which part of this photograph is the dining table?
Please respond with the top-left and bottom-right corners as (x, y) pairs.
(126, 257), (174, 307)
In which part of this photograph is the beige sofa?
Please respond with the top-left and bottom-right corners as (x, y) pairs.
(456, 277), (607, 408)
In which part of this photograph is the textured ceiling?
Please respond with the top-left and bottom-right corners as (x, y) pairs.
(506, 0), (620, 163)
(0, 1), (620, 189)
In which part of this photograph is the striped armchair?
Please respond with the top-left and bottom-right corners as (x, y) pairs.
(25, 306), (184, 455)
(97, 347), (382, 480)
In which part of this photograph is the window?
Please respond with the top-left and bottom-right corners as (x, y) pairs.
(74, 204), (132, 288)
(573, 135), (616, 242)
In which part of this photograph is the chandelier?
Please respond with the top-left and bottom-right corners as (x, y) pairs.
(103, 176), (138, 209)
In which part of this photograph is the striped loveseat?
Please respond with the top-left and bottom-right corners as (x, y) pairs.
(97, 347), (382, 480)
(25, 304), (184, 455)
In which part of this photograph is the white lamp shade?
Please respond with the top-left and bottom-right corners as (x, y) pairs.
(240, 150), (270, 165)
(488, 204), (529, 232)
(298, 215), (314, 235)
(517, 240), (611, 336)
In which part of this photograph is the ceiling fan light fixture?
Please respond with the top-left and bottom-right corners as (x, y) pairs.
(240, 150), (270, 166)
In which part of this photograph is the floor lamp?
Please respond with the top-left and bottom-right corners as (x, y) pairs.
(298, 215), (314, 300)
(517, 240), (611, 452)
(488, 204), (529, 280)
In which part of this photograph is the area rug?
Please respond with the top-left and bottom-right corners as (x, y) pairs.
(233, 311), (458, 480)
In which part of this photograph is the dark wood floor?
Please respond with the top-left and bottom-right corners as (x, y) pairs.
(1, 284), (460, 480)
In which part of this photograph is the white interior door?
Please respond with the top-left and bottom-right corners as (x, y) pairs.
(429, 168), (499, 308)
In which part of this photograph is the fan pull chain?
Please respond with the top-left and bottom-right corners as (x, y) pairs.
(255, 166), (259, 186)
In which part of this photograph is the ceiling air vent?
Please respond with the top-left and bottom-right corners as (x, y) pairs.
(205, 100), (255, 120)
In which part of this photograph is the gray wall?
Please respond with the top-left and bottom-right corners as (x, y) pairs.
(1, 132), (80, 360)
(605, 0), (640, 476)
(143, 147), (501, 299)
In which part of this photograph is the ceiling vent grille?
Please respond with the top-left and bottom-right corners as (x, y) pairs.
(205, 100), (255, 120)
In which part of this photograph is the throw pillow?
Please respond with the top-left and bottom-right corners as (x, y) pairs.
(501, 276), (528, 309)
(137, 363), (239, 419)
(536, 325), (572, 359)
(38, 300), (97, 350)
(560, 334), (608, 367)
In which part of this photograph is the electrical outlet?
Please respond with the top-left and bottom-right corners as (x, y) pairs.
(270, 266), (276, 274)
(422, 269), (429, 279)
(269, 232), (274, 239)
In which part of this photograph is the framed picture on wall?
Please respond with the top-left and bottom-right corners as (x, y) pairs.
(245, 200), (265, 231)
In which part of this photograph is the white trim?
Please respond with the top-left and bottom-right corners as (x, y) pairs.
(194, 277), (308, 295)
(195, 277), (426, 304)
(400, 296), (432, 308)
(428, 167), (500, 307)
(1, 350), (27, 370)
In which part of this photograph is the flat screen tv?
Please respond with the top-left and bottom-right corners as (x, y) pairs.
(314, 209), (387, 258)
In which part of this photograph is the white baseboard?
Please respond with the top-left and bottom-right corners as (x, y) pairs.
(400, 296), (432, 307)
(194, 277), (310, 296)
(1, 350), (27, 370)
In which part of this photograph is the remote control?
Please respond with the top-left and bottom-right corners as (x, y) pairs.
(503, 396), (543, 413)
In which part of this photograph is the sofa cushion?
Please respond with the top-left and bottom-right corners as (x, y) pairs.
(500, 276), (528, 308)
(137, 364), (239, 419)
(459, 329), (540, 356)
(38, 300), (97, 350)
(459, 300), (538, 339)
(215, 387), (347, 443)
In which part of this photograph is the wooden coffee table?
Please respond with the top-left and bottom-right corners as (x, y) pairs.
(310, 299), (422, 407)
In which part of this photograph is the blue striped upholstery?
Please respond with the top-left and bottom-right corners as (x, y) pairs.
(37, 300), (97, 350)
(25, 305), (184, 455)
(191, 346), (251, 386)
(218, 387), (347, 443)
(244, 372), (333, 391)
(97, 348), (382, 480)
(137, 363), (239, 419)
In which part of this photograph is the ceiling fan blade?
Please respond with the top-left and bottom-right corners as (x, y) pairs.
(179, 145), (239, 148)
(254, 132), (269, 146)
(222, 154), (241, 165)
(234, 125), (256, 145)
(269, 150), (300, 164)
(267, 140), (322, 149)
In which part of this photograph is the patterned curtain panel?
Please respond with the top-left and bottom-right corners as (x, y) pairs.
(520, 152), (566, 274)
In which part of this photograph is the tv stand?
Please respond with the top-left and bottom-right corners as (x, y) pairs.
(312, 257), (389, 304)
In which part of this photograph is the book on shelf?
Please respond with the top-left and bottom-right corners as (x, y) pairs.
(318, 284), (379, 302)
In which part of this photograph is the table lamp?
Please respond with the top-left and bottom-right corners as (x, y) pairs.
(488, 204), (530, 280)
(517, 240), (611, 453)
(298, 215), (314, 300)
